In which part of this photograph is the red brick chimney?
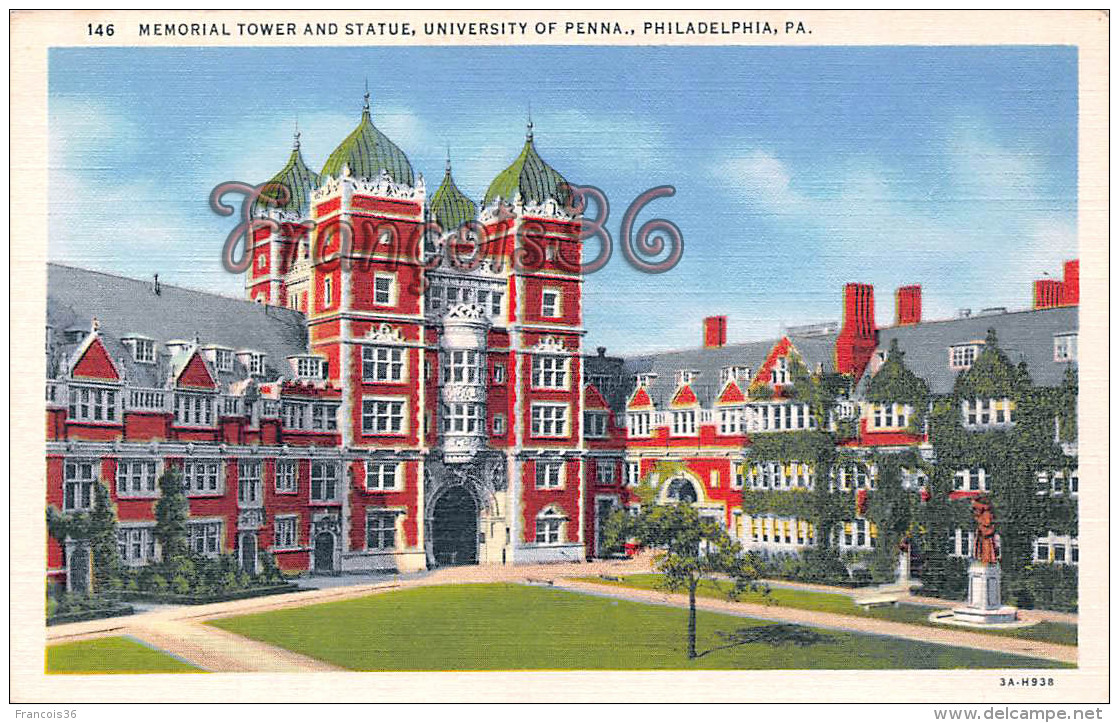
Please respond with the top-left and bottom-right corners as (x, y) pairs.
(1060, 260), (1079, 306)
(835, 283), (877, 378)
(1033, 279), (1062, 309)
(703, 316), (727, 348)
(895, 285), (922, 326)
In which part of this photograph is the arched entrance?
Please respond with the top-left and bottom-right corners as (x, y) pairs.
(313, 531), (336, 573)
(431, 486), (478, 566)
(666, 477), (699, 503)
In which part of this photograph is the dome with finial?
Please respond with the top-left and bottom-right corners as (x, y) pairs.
(321, 90), (415, 186)
(429, 154), (477, 232)
(483, 120), (571, 208)
(254, 131), (321, 218)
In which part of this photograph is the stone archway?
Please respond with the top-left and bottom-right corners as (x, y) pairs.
(430, 485), (478, 566)
(665, 476), (700, 503)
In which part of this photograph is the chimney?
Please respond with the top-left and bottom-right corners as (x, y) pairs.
(153, 273), (162, 296)
(1033, 278), (1061, 309)
(835, 283), (877, 377)
(702, 316), (727, 349)
(1060, 260), (1079, 306)
(895, 285), (922, 326)
(596, 346), (606, 357)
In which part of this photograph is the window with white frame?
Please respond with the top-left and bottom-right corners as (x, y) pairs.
(949, 528), (976, 558)
(362, 398), (407, 435)
(1053, 333), (1077, 362)
(365, 461), (401, 491)
(131, 338), (155, 364)
(366, 510), (397, 550)
(215, 348), (233, 372)
(962, 398), (1014, 428)
(535, 461), (565, 489)
(1033, 532), (1078, 565)
(282, 401), (309, 430)
(953, 467), (988, 492)
(492, 363), (506, 384)
(312, 404), (338, 432)
(541, 288), (561, 318)
(771, 357), (789, 386)
(116, 459), (159, 497)
(184, 459), (222, 495)
(323, 276), (333, 308)
(836, 519), (874, 550)
(492, 414), (506, 436)
(274, 515), (298, 549)
(310, 461), (340, 502)
(949, 344), (982, 370)
(363, 346), (406, 383)
(626, 461), (641, 487)
(63, 460), (98, 511)
(733, 461), (746, 489)
(584, 411), (608, 438)
(443, 403), (483, 434)
(188, 520), (222, 557)
(636, 373), (657, 388)
(870, 403), (910, 430)
(675, 370), (696, 387)
(68, 386), (118, 423)
(671, 409), (696, 436)
(531, 403), (568, 437)
(532, 355), (568, 389)
(117, 526), (157, 566)
(238, 461), (263, 507)
(443, 350), (482, 384)
(720, 366), (750, 385)
(535, 507), (565, 544)
(296, 357), (324, 379)
(174, 393), (214, 427)
(275, 460), (298, 493)
(1036, 469), (1078, 497)
(490, 291), (504, 318)
(627, 411), (651, 437)
(374, 273), (397, 306)
(719, 408), (741, 434)
(595, 462), (616, 486)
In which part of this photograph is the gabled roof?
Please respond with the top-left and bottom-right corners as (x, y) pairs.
(583, 383), (610, 411)
(69, 333), (120, 382)
(170, 346), (218, 390)
(669, 384), (699, 407)
(715, 380), (746, 405)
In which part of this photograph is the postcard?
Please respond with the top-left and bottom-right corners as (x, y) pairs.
(9, 9), (1109, 706)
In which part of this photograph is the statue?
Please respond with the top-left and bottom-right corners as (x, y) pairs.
(970, 496), (999, 564)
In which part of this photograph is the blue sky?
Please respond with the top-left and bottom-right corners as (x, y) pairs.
(49, 46), (1077, 354)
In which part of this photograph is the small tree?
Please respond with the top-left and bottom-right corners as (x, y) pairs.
(605, 480), (762, 659)
(154, 467), (189, 560)
(45, 480), (120, 593)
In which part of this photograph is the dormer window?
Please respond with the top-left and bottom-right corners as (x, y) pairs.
(636, 373), (657, 388)
(165, 340), (192, 358)
(675, 369), (697, 387)
(771, 357), (789, 385)
(1054, 333), (1077, 362)
(720, 366), (750, 385)
(949, 343), (983, 370)
(290, 355), (325, 380)
(215, 349), (233, 373)
(237, 350), (265, 376)
(123, 336), (155, 364)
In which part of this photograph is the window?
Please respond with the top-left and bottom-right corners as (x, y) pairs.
(490, 291), (503, 318)
(532, 356), (568, 389)
(719, 408), (741, 435)
(184, 459), (222, 495)
(296, 357), (324, 379)
(68, 386), (118, 423)
(949, 344), (981, 370)
(131, 338), (155, 364)
(535, 507), (565, 544)
(595, 463), (616, 486)
(584, 411), (608, 438)
(721, 366), (750, 385)
(1033, 532), (1077, 565)
(174, 393), (214, 427)
(636, 373), (657, 388)
(492, 414), (506, 436)
(117, 526), (157, 566)
(771, 357), (789, 386)
(949, 528), (976, 558)
(238, 461), (262, 507)
(443, 350), (482, 384)
(245, 352), (265, 376)
(374, 273), (396, 306)
(627, 412), (651, 437)
(535, 461), (565, 489)
(366, 511), (397, 550)
(363, 346), (406, 383)
(675, 370), (696, 386)
(1054, 333), (1077, 362)
(116, 459), (158, 497)
(493, 363), (506, 384)
(283, 402), (309, 430)
(274, 516), (298, 549)
(733, 462), (746, 489)
(870, 403), (909, 430)
(962, 398), (1014, 429)
(953, 467), (988, 492)
(531, 403), (568, 437)
(443, 403), (483, 434)
(188, 520), (222, 557)
(310, 461), (340, 502)
(275, 460), (298, 493)
(323, 276), (333, 308)
(63, 460), (97, 511)
(215, 349), (233, 372)
(312, 404), (338, 432)
(362, 398), (407, 435)
(365, 461), (400, 491)
(541, 288), (562, 318)
(671, 410), (696, 436)
(626, 461), (641, 487)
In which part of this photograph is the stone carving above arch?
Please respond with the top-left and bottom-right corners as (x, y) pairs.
(360, 323), (407, 345)
(531, 335), (569, 354)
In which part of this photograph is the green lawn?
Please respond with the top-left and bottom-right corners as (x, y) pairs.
(209, 582), (1067, 670)
(46, 636), (203, 674)
(574, 574), (1077, 647)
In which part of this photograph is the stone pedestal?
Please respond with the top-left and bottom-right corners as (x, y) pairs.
(951, 561), (1017, 624)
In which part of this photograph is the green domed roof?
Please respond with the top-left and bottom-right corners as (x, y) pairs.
(255, 135), (321, 217)
(483, 124), (571, 208)
(321, 100), (415, 186)
(429, 159), (477, 232)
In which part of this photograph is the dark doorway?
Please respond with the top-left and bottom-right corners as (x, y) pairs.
(595, 498), (617, 557)
(313, 531), (335, 573)
(667, 477), (699, 503)
(67, 544), (91, 594)
(239, 532), (257, 573)
(432, 486), (478, 566)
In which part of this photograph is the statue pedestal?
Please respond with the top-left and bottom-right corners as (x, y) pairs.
(951, 561), (1017, 624)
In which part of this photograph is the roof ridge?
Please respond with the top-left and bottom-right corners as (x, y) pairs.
(880, 305), (1074, 331)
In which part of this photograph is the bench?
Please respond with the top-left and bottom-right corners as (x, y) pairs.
(853, 592), (902, 610)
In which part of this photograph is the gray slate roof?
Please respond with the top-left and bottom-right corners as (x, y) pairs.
(47, 264), (309, 388)
(870, 307), (1078, 396)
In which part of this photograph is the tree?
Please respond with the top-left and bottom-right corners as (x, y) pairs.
(605, 483), (762, 659)
(45, 480), (120, 593)
(154, 467), (189, 560)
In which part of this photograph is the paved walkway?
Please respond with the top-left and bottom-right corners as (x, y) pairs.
(46, 556), (1076, 671)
